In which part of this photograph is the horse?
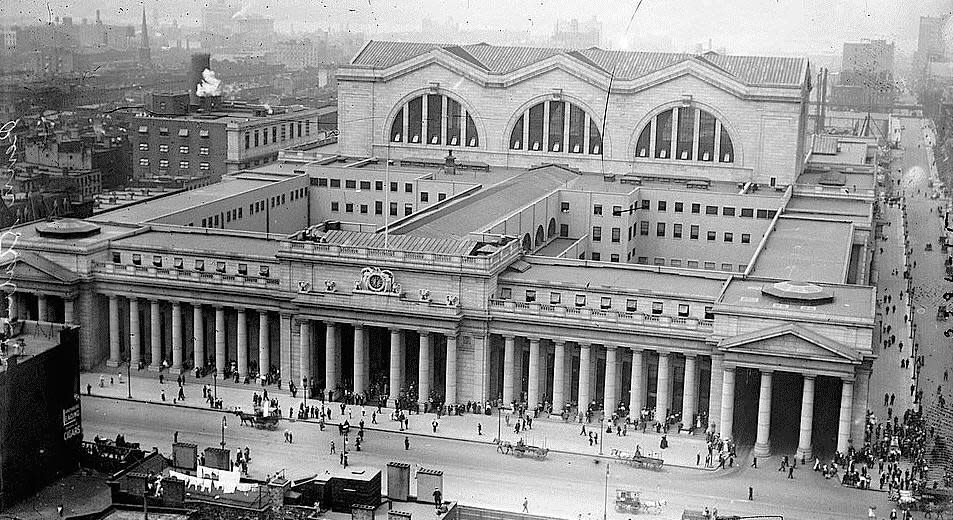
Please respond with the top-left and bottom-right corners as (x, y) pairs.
(641, 499), (667, 514)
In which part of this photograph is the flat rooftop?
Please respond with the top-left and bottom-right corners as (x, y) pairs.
(394, 165), (578, 240)
(785, 196), (872, 225)
(719, 277), (875, 322)
(502, 258), (728, 300)
(750, 216), (854, 284)
(534, 237), (580, 257)
(113, 228), (282, 259)
(796, 171), (876, 191)
(808, 137), (872, 166)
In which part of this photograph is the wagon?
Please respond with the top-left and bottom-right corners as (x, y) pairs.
(235, 411), (280, 430)
(497, 440), (549, 460)
(611, 448), (664, 470)
(615, 489), (666, 514)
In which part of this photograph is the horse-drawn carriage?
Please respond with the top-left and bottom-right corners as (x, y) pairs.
(615, 489), (666, 514)
(234, 408), (280, 430)
(497, 439), (549, 460)
(611, 448), (664, 470)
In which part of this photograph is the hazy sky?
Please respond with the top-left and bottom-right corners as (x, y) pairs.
(1, 0), (950, 55)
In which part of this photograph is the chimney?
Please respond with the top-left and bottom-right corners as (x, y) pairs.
(444, 149), (457, 176)
(189, 53), (211, 106)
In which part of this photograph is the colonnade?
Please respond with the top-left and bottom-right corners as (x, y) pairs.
(7, 292), (75, 324)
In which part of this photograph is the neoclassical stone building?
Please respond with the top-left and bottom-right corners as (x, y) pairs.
(7, 41), (878, 459)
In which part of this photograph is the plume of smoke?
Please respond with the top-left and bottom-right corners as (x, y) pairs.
(196, 68), (222, 97)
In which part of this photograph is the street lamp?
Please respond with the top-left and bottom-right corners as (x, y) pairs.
(221, 415), (227, 449)
(213, 369), (218, 403)
(126, 357), (132, 399)
(602, 463), (609, 520)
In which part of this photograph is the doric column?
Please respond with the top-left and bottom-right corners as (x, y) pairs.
(299, 319), (311, 382)
(63, 297), (74, 324)
(851, 367), (871, 445)
(107, 295), (121, 367)
(279, 313), (292, 383)
(418, 331), (431, 402)
(629, 348), (644, 419)
(796, 374), (816, 460)
(655, 352), (671, 422)
(445, 333), (458, 405)
(36, 294), (48, 321)
(171, 301), (183, 373)
(389, 328), (402, 405)
(720, 367), (736, 440)
(708, 354), (724, 432)
(7, 292), (17, 321)
(130, 298), (142, 366)
(578, 342), (591, 413)
(149, 299), (161, 371)
(753, 370), (773, 457)
(604, 346), (618, 414)
(837, 378), (854, 454)
(236, 308), (248, 377)
(528, 338), (541, 406)
(193, 304), (205, 369)
(353, 324), (366, 394)
(682, 354), (697, 430)
(552, 340), (566, 411)
(215, 306), (226, 376)
(503, 335), (516, 405)
(258, 311), (269, 381)
(324, 322), (338, 391)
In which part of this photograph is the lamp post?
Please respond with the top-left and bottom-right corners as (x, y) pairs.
(497, 404), (503, 442)
(221, 415), (227, 449)
(602, 463), (609, 520)
(303, 377), (308, 408)
(213, 369), (218, 403)
(126, 358), (132, 399)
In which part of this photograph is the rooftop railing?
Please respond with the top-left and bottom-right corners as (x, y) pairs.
(92, 261), (281, 289)
(488, 298), (713, 332)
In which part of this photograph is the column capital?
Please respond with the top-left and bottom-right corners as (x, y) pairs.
(760, 368), (774, 376)
(841, 377), (855, 385)
(108, 294), (119, 301)
(171, 300), (182, 308)
(723, 365), (737, 373)
(629, 345), (644, 353)
(656, 350), (670, 358)
(577, 341), (591, 348)
(502, 333), (516, 341)
(527, 336), (541, 344)
(149, 298), (160, 305)
(803, 373), (817, 381)
(552, 339), (566, 347)
(235, 306), (247, 314)
(605, 345), (618, 351)
(683, 352), (697, 359)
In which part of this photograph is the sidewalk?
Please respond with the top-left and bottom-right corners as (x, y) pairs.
(80, 368), (715, 470)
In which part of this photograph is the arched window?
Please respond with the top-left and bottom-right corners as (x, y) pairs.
(509, 100), (602, 155)
(634, 107), (735, 163)
(389, 93), (479, 147)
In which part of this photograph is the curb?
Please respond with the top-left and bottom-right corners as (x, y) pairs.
(82, 393), (715, 472)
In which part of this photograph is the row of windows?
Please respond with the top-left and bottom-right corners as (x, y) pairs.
(139, 143), (210, 155)
(315, 177), (419, 194)
(330, 201), (415, 217)
(390, 94), (480, 147)
(112, 252), (270, 277)
(629, 256), (746, 273)
(139, 126), (211, 138)
(611, 222), (753, 243)
(509, 100), (603, 155)
(596, 200), (777, 219)
(499, 287), (713, 319)
(244, 120), (312, 150)
(138, 158), (211, 170)
(634, 107), (734, 163)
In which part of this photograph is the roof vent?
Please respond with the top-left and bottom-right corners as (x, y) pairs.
(35, 218), (101, 239)
(761, 281), (833, 304)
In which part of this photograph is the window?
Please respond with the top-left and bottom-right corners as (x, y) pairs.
(159, 127), (169, 135)
(525, 290), (536, 303)
(375, 181), (383, 191)
(591, 252), (601, 261)
(707, 231), (716, 241)
(738, 264), (747, 272)
(200, 129), (210, 138)
(360, 204), (368, 214)
(687, 260), (699, 269)
(691, 203), (700, 214)
(625, 299), (638, 312)
(178, 129), (189, 137)
(404, 204), (413, 216)
(438, 193), (447, 201)
(390, 182), (398, 192)
(612, 205), (622, 217)
(330, 202), (339, 212)
(195, 259), (205, 271)
(500, 287), (512, 299)
(404, 183), (413, 193)
(637, 256), (648, 264)
(724, 232), (733, 242)
(318, 178), (328, 187)
(238, 263), (248, 275)
(656, 223), (666, 237)
(592, 226), (602, 242)
(159, 144), (169, 153)
(112, 252), (121, 263)
(721, 263), (733, 271)
(173, 257), (183, 269)
(390, 202), (398, 216)
(704, 261), (716, 270)
(345, 179), (356, 189)
(654, 257), (665, 266)
(421, 192), (429, 202)
(179, 145), (189, 154)
(132, 254), (142, 265)
(575, 294), (586, 307)
(593, 204), (602, 215)
(244, 133), (250, 149)
(375, 201), (383, 214)
(139, 158), (150, 166)
(657, 201), (667, 211)
(360, 180), (371, 190)
(216, 261), (226, 273)
(651, 302), (663, 315)
(640, 221), (649, 236)
(741, 233), (751, 244)
(139, 143), (149, 151)
(561, 202), (570, 213)
(690, 225), (699, 240)
(723, 207), (735, 216)
(636, 107), (735, 164)
(611, 228), (620, 242)
(674, 202), (683, 213)
(600, 297), (612, 309)
(756, 209), (769, 219)
(670, 259), (682, 267)
(705, 205), (718, 215)
(199, 162), (210, 171)
(610, 254), (620, 263)
(259, 266), (270, 277)
(704, 306), (714, 320)
(179, 161), (189, 169)
(138, 125), (148, 133)
(550, 292), (562, 304)
(394, 93), (480, 147)
(641, 200), (650, 210)
(345, 203), (354, 213)
(509, 99), (599, 153)
(152, 255), (162, 267)
(559, 224), (569, 237)
(330, 179), (341, 188)
(673, 223), (682, 238)
(199, 146), (209, 156)
(677, 304), (690, 317)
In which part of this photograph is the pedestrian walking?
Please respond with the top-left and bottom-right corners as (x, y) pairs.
(330, 441), (335, 454)
(161, 389), (166, 401)
(174, 431), (179, 443)
(432, 420), (438, 433)
(522, 498), (529, 513)
(404, 436), (410, 450)
(788, 465), (795, 479)
(748, 487), (753, 501)
(477, 423), (482, 436)
(751, 456), (758, 468)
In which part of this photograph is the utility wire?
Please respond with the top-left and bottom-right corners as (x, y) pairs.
(600, 0), (645, 177)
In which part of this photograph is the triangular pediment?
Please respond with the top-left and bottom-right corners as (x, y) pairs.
(718, 323), (861, 364)
(0, 251), (79, 284)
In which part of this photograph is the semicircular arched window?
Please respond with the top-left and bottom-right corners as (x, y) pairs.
(389, 93), (479, 147)
(509, 100), (602, 155)
(634, 107), (734, 163)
